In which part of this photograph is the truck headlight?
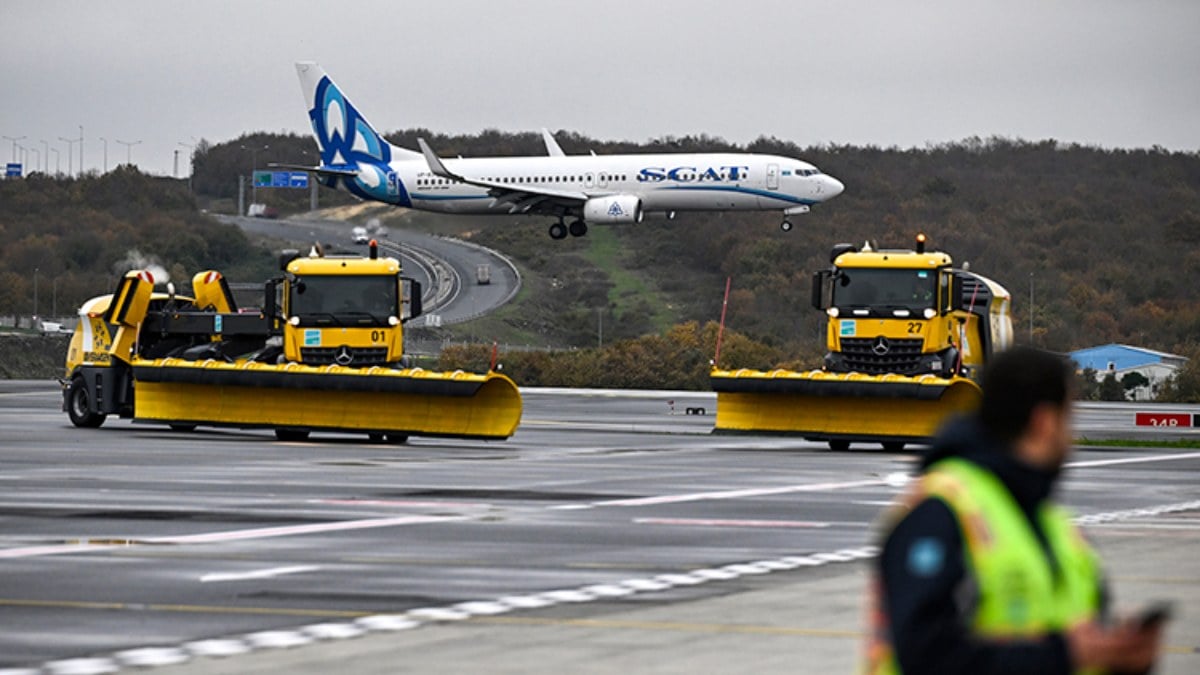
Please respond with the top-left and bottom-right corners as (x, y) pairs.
(288, 316), (300, 326)
(388, 316), (399, 326)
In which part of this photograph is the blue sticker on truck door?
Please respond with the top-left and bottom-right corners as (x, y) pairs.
(304, 329), (321, 346)
(839, 320), (856, 337)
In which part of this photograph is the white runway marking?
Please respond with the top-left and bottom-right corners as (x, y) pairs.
(1067, 451), (1200, 469)
(200, 565), (320, 583)
(634, 517), (831, 529)
(148, 514), (468, 545)
(593, 479), (885, 507)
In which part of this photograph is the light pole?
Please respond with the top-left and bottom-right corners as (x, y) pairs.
(78, 125), (83, 176)
(115, 139), (142, 166)
(41, 139), (49, 172)
(178, 141), (194, 192)
(30, 148), (39, 173)
(1028, 272), (1034, 344)
(241, 143), (269, 205)
(2, 135), (26, 162)
(59, 136), (78, 175)
(50, 148), (60, 175)
(99, 137), (108, 173)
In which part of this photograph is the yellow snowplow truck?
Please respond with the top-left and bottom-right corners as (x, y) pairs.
(711, 235), (1011, 450)
(62, 242), (522, 442)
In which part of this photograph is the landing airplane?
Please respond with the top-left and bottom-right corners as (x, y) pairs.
(281, 62), (844, 240)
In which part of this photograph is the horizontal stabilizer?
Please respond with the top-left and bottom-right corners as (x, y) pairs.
(269, 162), (360, 178)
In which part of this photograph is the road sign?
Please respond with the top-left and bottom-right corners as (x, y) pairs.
(1134, 412), (1196, 428)
(5, 163), (21, 177)
(254, 170), (309, 189)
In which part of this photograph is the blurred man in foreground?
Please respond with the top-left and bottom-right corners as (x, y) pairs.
(865, 346), (1164, 674)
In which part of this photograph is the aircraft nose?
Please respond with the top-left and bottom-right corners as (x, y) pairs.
(824, 175), (845, 198)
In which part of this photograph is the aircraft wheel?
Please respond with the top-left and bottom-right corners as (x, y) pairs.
(828, 440), (850, 452)
(568, 220), (588, 237)
(66, 376), (106, 428)
(275, 428), (310, 442)
(549, 222), (567, 240)
(780, 220), (794, 232)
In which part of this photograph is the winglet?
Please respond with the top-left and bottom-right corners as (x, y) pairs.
(541, 128), (565, 157)
(417, 138), (457, 180)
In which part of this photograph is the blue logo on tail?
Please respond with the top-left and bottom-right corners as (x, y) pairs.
(309, 77), (410, 206)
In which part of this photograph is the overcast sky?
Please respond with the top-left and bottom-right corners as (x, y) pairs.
(3, 0), (1197, 177)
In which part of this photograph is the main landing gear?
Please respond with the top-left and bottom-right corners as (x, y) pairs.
(549, 219), (588, 240)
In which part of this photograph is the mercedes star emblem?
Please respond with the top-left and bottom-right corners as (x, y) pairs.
(334, 345), (354, 366)
(872, 336), (891, 356)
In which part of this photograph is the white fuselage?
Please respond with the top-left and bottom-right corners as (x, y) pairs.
(389, 152), (842, 216)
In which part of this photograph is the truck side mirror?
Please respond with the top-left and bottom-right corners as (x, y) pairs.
(402, 278), (423, 322)
(264, 280), (278, 326)
(812, 270), (832, 310)
(948, 273), (965, 312)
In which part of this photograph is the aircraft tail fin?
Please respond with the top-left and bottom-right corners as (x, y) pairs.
(294, 62), (420, 168)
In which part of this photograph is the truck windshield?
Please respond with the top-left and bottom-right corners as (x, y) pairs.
(832, 268), (936, 313)
(290, 275), (397, 325)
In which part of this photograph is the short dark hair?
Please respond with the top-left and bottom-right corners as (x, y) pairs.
(978, 346), (1073, 443)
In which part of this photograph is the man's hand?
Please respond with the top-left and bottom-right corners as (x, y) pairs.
(1066, 619), (1164, 672)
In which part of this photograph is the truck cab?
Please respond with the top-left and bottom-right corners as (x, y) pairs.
(812, 235), (1011, 380)
(280, 246), (421, 367)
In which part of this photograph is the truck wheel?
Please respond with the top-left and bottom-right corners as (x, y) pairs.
(275, 428), (310, 442)
(882, 441), (906, 453)
(368, 433), (386, 443)
(386, 434), (408, 444)
(828, 440), (850, 452)
(66, 377), (106, 428)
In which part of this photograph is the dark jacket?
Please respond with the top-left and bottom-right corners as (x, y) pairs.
(878, 415), (1105, 675)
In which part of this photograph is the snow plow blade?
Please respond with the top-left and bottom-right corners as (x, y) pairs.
(132, 360), (522, 440)
(710, 369), (981, 444)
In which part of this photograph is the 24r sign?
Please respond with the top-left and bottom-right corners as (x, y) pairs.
(1134, 412), (1198, 428)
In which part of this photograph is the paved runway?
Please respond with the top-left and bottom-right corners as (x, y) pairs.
(0, 380), (1197, 673)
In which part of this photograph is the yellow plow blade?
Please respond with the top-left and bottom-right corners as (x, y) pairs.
(710, 368), (981, 443)
(132, 359), (522, 440)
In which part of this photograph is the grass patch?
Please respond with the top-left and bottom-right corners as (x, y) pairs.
(1076, 438), (1200, 449)
(585, 227), (675, 332)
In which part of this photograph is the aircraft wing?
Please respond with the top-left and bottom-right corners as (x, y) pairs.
(416, 138), (589, 213)
(268, 162), (361, 178)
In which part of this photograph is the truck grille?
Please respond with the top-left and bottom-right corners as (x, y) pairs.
(300, 346), (390, 367)
(837, 337), (926, 375)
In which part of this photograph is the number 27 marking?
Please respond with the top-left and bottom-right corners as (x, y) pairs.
(907, 322), (922, 334)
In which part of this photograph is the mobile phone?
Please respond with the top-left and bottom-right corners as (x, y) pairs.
(1135, 601), (1173, 629)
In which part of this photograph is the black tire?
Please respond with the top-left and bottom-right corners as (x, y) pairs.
(368, 433), (387, 443)
(882, 441), (906, 453)
(568, 220), (588, 237)
(66, 376), (106, 428)
(828, 440), (850, 452)
(780, 220), (794, 232)
(275, 428), (310, 442)
(169, 423), (198, 432)
(549, 222), (567, 240)
(386, 434), (409, 444)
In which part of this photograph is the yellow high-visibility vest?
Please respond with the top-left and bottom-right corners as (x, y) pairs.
(865, 457), (1101, 674)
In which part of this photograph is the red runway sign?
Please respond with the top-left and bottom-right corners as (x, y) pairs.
(1134, 412), (1196, 428)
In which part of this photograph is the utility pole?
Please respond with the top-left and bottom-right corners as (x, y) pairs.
(41, 139), (49, 172)
(78, 125), (83, 175)
(99, 137), (108, 173)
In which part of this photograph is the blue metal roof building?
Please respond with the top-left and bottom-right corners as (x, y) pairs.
(1069, 344), (1186, 373)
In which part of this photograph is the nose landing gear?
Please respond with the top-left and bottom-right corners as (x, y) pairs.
(780, 220), (794, 232)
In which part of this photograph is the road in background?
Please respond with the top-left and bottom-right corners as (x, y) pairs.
(218, 215), (520, 328)
(1, 380), (1197, 672)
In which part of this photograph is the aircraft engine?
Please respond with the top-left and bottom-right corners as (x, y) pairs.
(583, 195), (644, 224)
